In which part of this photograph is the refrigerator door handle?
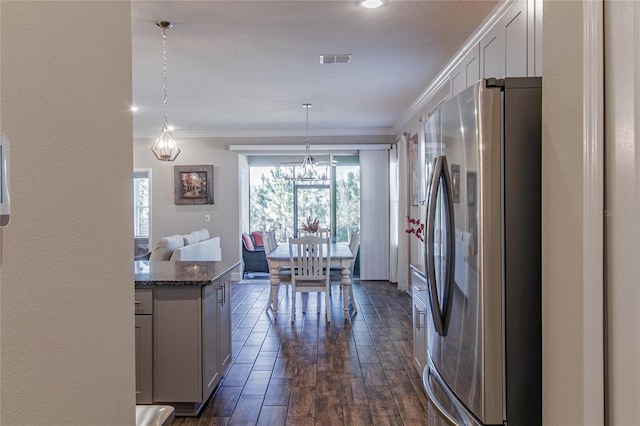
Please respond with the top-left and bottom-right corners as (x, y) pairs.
(425, 155), (456, 336)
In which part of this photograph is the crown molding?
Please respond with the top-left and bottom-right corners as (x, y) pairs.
(133, 127), (396, 140)
(394, 0), (516, 133)
(228, 144), (391, 153)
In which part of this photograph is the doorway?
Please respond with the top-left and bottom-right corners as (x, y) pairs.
(293, 182), (331, 238)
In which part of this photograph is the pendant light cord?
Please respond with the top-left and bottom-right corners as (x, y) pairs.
(162, 26), (169, 129)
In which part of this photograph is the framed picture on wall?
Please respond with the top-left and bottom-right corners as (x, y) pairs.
(467, 172), (476, 206)
(451, 164), (460, 203)
(174, 165), (214, 205)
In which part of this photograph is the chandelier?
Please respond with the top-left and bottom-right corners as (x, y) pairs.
(151, 20), (181, 161)
(284, 104), (328, 182)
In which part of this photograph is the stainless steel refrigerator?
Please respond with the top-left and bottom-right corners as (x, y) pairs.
(416, 77), (542, 425)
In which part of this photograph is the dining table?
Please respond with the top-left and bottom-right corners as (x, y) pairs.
(266, 242), (354, 320)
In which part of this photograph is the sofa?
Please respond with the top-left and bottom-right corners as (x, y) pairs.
(241, 231), (268, 277)
(147, 228), (222, 261)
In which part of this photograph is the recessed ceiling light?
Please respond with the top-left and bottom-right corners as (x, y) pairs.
(130, 106), (139, 112)
(361, 0), (383, 9)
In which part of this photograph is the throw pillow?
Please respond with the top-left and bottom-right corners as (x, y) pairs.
(183, 232), (199, 246)
(242, 233), (255, 251)
(195, 228), (210, 241)
(149, 234), (185, 261)
(251, 231), (264, 247)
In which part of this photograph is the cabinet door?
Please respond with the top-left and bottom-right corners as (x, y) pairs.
(154, 287), (202, 402)
(135, 315), (153, 404)
(202, 284), (220, 401)
(217, 273), (232, 374)
(411, 269), (428, 374)
(413, 296), (428, 373)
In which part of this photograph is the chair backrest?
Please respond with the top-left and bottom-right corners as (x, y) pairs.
(298, 227), (331, 239)
(288, 236), (331, 282)
(349, 230), (360, 275)
(316, 227), (331, 239)
(263, 230), (277, 254)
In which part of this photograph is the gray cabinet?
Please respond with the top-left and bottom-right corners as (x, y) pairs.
(202, 283), (220, 399)
(217, 274), (232, 374)
(135, 289), (153, 404)
(149, 271), (232, 416)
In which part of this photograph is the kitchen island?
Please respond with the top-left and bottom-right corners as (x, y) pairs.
(134, 260), (239, 416)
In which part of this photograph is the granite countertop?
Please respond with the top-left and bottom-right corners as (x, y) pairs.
(134, 260), (240, 286)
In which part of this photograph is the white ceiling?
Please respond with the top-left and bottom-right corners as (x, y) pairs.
(132, 0), (499, 139)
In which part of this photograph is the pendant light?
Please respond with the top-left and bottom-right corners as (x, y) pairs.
(151, 20), (181, 161)
(284, 104), (328, 182)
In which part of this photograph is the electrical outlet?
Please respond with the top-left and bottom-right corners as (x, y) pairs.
(204, 214), (211, 223)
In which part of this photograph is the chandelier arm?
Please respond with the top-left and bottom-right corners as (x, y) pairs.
(282, 103), (328, 181)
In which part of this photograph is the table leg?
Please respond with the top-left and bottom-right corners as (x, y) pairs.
(268, 265), (281, 318)
(341, 266), (352, 319)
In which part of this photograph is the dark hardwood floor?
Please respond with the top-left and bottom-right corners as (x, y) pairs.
(171, 279), (429, 425)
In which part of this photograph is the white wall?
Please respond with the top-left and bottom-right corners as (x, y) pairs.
(542, 1), (587, 424)
(0, 2), (135, 425)
(604, 1), (640, 423)
(134, 137), (241, 264)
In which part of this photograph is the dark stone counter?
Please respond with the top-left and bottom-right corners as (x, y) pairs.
(134, 260), (239, 286)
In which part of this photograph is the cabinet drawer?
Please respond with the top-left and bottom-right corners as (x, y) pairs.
(411, 268), (428, 306)
(135, 289), (153, 315)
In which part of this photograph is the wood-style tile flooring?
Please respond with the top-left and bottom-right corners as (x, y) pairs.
(171, 279), (429, 425)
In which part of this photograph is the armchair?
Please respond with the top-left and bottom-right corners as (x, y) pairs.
(241, 232), (269, 277)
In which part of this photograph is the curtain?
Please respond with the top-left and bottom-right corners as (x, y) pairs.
(390, 134), (410, 292)
(389, 144), (399, 284)
(359, 149), (390, 280)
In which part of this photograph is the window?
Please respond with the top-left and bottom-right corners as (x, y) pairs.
(249, 166), (294, 243)
(334, 161), (360, 242)
(248, 155), (359, 243)
(134, 170), (150, 238)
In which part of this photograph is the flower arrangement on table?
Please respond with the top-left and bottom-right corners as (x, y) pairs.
(301, 216), (320, 233)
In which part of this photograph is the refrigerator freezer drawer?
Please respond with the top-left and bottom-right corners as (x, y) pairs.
(423, 356), (484, 426)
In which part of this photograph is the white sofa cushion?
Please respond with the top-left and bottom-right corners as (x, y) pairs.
(183, 232), (199, 246)
(149, 234), (184, 261)
(194, 228), (209, 241)
(170, 237), (221, 261)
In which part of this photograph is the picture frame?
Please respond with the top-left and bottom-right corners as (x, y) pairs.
(174, 165), (214, 205)
(451, 164), (460, 203)
(467, 172), (476, 206)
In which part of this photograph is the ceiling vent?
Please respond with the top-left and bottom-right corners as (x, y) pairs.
(319, 54), (352, 64)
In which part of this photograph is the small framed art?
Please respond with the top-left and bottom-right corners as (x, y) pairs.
(451, 164), (460, 203)
(174, 165), (214, 205)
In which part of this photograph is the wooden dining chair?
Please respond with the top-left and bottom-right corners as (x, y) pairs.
(263, 230), (277, 254)
(298, 226), (331, 239)
(330, 229), (360, 312)
(263, 230), (291, 291)
(288, 235), (331, 323)
(316, 227), (331, 239)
